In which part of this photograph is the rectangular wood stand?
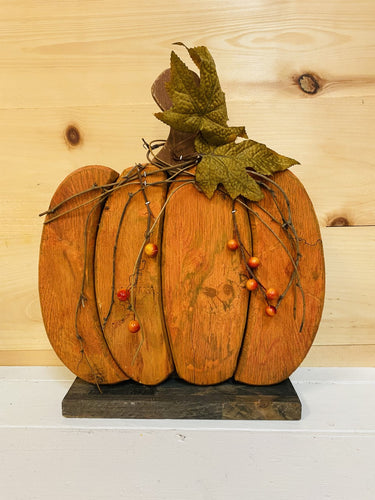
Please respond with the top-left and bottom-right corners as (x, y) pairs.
(62, 375), (301, 420)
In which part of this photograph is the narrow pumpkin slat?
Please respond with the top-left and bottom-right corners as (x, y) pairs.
(235, 170), (325, 385)
(162, 182), (251, 385)
(94, 165), (174, 385)
(39, 165), (128, 385)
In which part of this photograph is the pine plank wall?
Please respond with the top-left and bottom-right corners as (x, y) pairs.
(1, 0), (374, 368)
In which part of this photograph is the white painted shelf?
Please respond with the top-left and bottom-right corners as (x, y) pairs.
(1, 367), (374, 500)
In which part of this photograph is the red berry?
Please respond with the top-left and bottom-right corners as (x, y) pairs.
(128, 320), (140, 333)
(266, 288), (279, 300)
(246, 278), (258, 291)
(248, 256), (260, 269)
(117, 289), (130, 301)
(265, 305), (277, 317)
(227, 239), (239, 250)
(144, 243), (158, 257)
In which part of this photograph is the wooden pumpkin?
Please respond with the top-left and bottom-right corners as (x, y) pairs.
(39, 163), (324, 386)
(39, 45), (325, 387)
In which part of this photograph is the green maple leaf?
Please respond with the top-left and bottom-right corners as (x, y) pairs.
(155, 43), (247, 146)
(195, 137), (300, 201)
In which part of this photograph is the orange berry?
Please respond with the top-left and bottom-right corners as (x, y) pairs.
(248, 256), (260, 269)
(265, 305), (277, 317)
(246, 278), (258, 291)
(128, 320), (140, 333)
(227, 239), (239, 250)
(144, 243), (158, 257)
(266, 288), (279, 300)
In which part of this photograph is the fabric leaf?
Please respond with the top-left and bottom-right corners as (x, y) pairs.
(155, 44), (247, 145)
(195, 138), (263, 201)
(195, 137), (299, 201)
(242, 139), (300, 175)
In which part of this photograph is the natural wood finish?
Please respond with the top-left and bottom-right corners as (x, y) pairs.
(229, 98), (375, 228)
(3, 344), (375, 368)
(235, 170), (325, 385)
(94, 166), (174, 385)
(39, 166), (128, 385)
(302, 345), (375, 367)
(1, 0), (375, 368)
(0, 350), (62, 366)
(62, 375), (301, 420)
(162, 183), (251, 385)
(2, 0), (374, 111)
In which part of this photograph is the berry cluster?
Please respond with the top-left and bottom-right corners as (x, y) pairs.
(227, 239), (278, 317)
(116, 242), (159, 334)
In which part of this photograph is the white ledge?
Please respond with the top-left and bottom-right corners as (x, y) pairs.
(1, 367), (375, 500)
(1, 366), (374, 432)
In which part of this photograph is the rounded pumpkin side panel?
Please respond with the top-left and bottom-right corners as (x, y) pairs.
(235, 170), (325, 385)
(39, 165), (128, 385)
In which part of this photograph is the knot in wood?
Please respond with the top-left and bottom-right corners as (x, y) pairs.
(328, 216), (350, 227)
(65, 125), (81, 146)
(298, 74), (320, 95)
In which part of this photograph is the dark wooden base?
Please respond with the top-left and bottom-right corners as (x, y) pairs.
(62, 375), (301, 420)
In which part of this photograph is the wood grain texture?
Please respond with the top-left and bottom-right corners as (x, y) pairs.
(1, 0), (375, 368)
(3, 344), (375, 368)
(162, 183), (251, 385)
(39, 166), (128, 384)
(2, 0), (375, 109)
(94, 165), (174, 385)
(235, 170), (325, 385)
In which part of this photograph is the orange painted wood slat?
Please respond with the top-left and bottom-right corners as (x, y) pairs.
(162, 182), (251, 385)
(39, 166), (128, 385)
(235, 170), (325, 385)
(94, 165), (174, 385)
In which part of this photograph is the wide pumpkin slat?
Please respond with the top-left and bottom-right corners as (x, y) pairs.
(235, 170), (325, 385)
(94, 165), (174, 385)
(39, 166), (128, 385)
(162, 181), (251, 385)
